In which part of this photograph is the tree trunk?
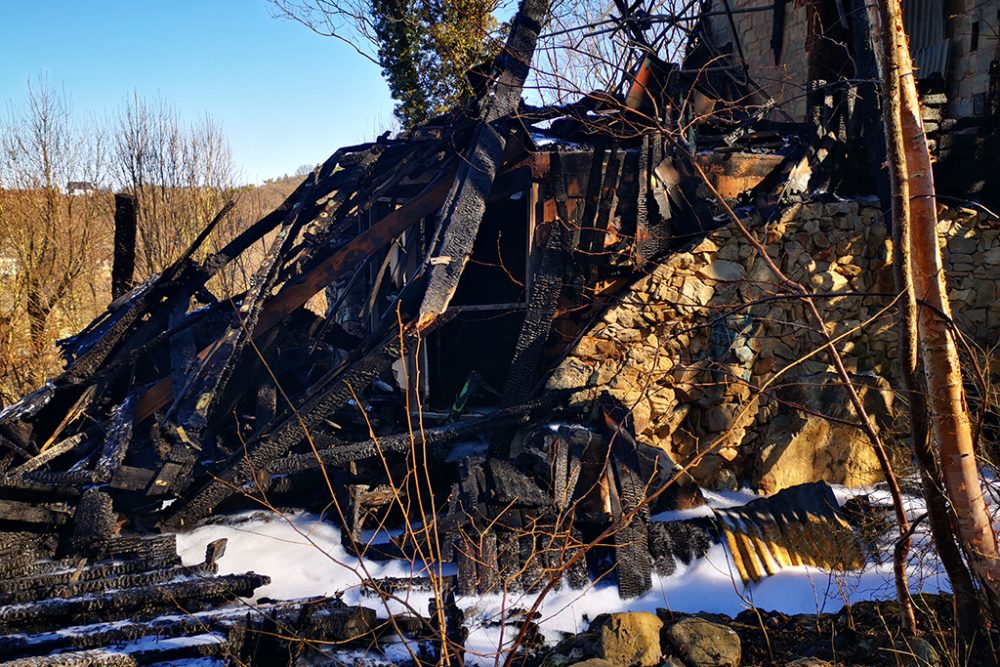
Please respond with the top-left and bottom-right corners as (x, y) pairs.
(877, 0), (1000, 614)
(875, 1), (982, 642)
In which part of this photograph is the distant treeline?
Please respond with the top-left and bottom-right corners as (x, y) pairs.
(0, 80), (302, 403)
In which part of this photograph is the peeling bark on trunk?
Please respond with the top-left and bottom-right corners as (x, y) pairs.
(877, 0), (1000, 616)
(873, 0), (983, 643)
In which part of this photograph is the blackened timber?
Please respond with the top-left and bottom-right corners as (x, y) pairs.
(71, 488), (117, 547)
(263, 396), (570, 476)
(62, 144), (354, 388)
(599, 397), (653, 598)
(193, 145), (363, 279)
(160, 331), (411, 528)
(405, 0), (551, 327)
(0, 533), (59, 575)
(93, 393), (137, 482)
(635, 135), (673, 261)
(135, 173), (455, 422)
(0, 499), (71, 527)
(84, 534), (180, 563)
(0, 649), (139, 666)
(9, 434), (83, 476)
(167, 178), (316, 443)
(111, 194), (137, 300)
(501, 219), (567, 408)
(61, 200), (233, 380)
(576, 138), (609, 258)
(845, 0), (890, 211)
(0, 558), (205, 596)
(0, 599), (377, 662)
(167, 300), (196, 405)
(0, 561), (217, 605)
(588, 141), (624, 265)
(0, 476), (80, 502)
(0, 572), (268, 634)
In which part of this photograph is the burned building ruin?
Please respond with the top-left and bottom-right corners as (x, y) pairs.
(0, 0), (998, 664)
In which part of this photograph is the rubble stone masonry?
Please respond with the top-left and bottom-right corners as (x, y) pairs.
(549, 198), (1000, 492)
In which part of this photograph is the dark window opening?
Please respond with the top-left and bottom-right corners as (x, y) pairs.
(972, 21), (980, 51)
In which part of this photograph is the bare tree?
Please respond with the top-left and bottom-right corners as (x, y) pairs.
(0, 78), (111, 399)
(530, 0), (694, 105)
(113, 94), (237, 280)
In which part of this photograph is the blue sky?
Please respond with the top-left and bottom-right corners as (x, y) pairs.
(0, 0), (396, 183)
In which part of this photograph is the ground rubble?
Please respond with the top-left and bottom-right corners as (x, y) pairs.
(536, 593), (996, 667)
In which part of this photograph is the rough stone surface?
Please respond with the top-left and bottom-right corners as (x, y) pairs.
(896, 637), (941, 667)
(754, 413), (882, 493)
(594, 612), (664, 667)
(541, 633), (600, 667)
(664, 617), (741, 667)
(548, 199), (1000, 490)
(784, 659), (834, 667)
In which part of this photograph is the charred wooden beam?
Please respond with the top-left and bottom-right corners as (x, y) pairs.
(1, 649), (141, 666)
(111, 194), (138, 300)
(599, 395), (653, 599)
(93, 394), (137, 482)
(501, 209), (568, 408)
(70, 488), (117, 549)
(9, 434), (84, 476)
(262, 395), (571, 476)
(83, 534), (180, 563)
(160, 332), (410, 528)
(0, 560), (217, 606)
(0, 499), (72, 527)
(0, 598), (377, 664)
(135, 174), (454, 423)
(0, 572), (269, 634)
(392, 0), (551, 329)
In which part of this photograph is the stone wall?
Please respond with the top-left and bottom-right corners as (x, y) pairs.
(548, 198), (1000, 492)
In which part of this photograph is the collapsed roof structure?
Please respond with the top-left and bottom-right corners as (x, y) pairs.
(0, 0), (966, 663)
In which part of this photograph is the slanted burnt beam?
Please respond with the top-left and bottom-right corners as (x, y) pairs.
(135, 174), (454, 423)
(396, 0), (551, 329)
(501, 205), (569, 409)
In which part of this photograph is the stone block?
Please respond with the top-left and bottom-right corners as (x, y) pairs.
(664, 617), (741, 667)
(594, 612), (664, 667)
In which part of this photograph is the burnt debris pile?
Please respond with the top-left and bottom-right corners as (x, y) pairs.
(0, 0), (882, 662)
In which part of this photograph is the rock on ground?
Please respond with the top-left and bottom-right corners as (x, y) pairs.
(594, 612), (664, 667)
(664, 617), (741, 667)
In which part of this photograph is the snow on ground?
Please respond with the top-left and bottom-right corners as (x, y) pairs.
(174, 483), (956, 665)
